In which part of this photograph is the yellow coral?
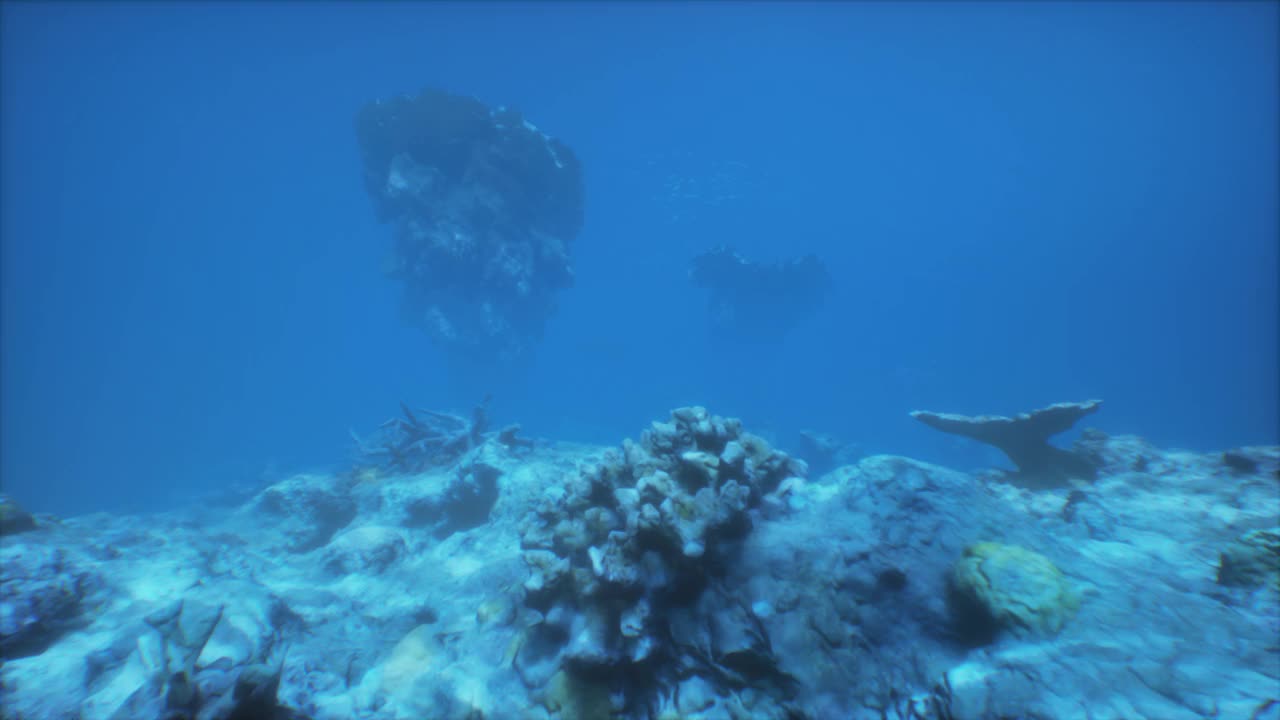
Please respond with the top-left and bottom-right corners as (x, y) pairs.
(952, 542), (1080, 637)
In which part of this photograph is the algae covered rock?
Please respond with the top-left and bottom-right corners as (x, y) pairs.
(1217, 527), (1280, 589)
(949, 542), (1080, 642)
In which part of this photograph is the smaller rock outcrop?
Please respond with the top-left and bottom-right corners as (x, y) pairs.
(1218, 527), (1280, 590)
(396, 450), (503, 537)
(0, 495), (37, 536)
(1, 544), (104, 659)
(689, 245), (830, 339)
(910, 399), (1103, 487)
(797, 429), (861, 476)
(245, 474), (358, 553)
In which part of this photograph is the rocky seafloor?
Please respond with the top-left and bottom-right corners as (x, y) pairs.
(2, 407), (1278, 720)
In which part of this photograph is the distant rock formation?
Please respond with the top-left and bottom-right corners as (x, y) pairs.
(910, 400), (1102, 487)
(355, 88), (584, 363)
(689, 245), (830, 339)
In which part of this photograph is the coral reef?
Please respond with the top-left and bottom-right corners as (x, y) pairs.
(910, 399), (1103, 487)
(517, 406), (808, 713)
(736, 442), (1280, 718)
(689, 245), (830, 339)
(1, 414), (1276, 720)
(355, 88), (584, 363)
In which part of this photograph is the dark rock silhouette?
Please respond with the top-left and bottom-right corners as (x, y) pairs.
(689, 245), (830, 339)
(356, 88), (584, 363)
(798, 429), (861, 475)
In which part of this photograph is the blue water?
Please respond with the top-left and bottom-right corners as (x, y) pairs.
(2, 1), (1276, 516)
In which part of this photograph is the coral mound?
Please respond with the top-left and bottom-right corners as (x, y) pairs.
(517, 406), (807, 709)
(950, 541), (1081, 642)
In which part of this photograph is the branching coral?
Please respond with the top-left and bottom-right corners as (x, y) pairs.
(349, 395), (530, 475)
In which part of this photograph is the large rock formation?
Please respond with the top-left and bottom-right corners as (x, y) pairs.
(356, 88), (584, 363)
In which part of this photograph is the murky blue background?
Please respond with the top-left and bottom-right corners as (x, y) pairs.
(2, 2), (1275, 514)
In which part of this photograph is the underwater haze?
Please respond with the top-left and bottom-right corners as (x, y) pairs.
(2, 0), (1277, 515)
(3, 4), (1280, 720)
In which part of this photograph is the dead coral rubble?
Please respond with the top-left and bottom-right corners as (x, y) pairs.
(350, 396), (530, 475)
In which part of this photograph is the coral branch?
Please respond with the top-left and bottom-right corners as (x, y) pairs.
(351, 395), (527, 475)
(910, 400), (1102, 487)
